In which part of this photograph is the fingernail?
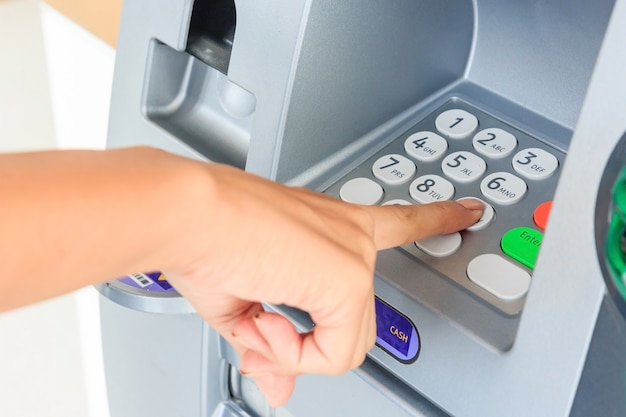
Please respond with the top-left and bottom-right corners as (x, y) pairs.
(240, 369), (273, 378)
(457, 198), (484, 211)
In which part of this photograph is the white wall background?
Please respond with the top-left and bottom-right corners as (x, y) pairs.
(0, 1), (115, 416)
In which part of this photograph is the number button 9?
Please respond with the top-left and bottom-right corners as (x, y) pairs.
(372, 154), (416, 185)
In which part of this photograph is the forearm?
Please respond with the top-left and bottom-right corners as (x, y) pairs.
(0, 147), (214, 311)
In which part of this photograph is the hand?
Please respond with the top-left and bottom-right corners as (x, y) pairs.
(164, 164), (483, 407)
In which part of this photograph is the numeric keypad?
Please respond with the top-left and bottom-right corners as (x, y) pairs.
(326, 100), (564, 314)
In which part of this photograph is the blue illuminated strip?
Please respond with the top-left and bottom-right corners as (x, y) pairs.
(375, 297), (420, 363)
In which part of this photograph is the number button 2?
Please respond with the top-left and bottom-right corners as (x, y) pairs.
(372, 154), (416, 185)
(472, 128), (517, 159)
(435, 109), (479, 139)
(409, 174), (455, 204)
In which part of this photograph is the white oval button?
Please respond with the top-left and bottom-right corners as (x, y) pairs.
(457, 197), (495, 231)
(404, 131), (448, 162)
(409, 174), (455, 204)
(441, 151), (487, 183)
(372, 154), (416, 185)
(339, 178), (384, 205)
(416, 232), (462, 257)
(435, 109), (479, 139)
(467, 254), (531, 301)
(472, 128), (517, 159)
(512, 148), (559, 180)
(480, 172), (527, 205)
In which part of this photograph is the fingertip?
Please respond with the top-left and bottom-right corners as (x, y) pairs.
(456, 197), (485, 213)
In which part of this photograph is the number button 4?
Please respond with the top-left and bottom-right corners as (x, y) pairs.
(404, 131), (448, 162)
(372, 154), (416, 185)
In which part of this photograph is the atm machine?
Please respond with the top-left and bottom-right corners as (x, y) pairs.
(97, 0), (626, 416)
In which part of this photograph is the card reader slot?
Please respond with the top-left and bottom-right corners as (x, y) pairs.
(186, 0), (236, 74)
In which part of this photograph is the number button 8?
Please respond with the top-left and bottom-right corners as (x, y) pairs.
(409, 174), (455, 204)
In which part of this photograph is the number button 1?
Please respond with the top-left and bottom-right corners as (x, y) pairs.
(435, 109), (479, 139)
(472, 128), (517, 159)
(512, 148), (559, 180)
(409, 174), (455, 204)
(372, 154), (416, 185)
(404, 131), (448, 162)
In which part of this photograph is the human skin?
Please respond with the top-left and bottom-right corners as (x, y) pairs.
(0, 146), (483, 407)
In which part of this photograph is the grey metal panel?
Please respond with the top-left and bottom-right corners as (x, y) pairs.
(273, 0), (474, 183)
(570, 296), (626, 417)
(467, 0), (615, 132)
(99, 296), (206, 416)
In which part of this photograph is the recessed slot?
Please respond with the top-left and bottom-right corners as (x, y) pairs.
(186, 0), (236, 74)
(143, 41), (255, 168)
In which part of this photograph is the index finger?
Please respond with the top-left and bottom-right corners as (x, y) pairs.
(361, 199), (484, 250)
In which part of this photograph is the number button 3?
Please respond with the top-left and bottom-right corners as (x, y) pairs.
(372, 154), (416, 185)
(512, 148), (559, 180)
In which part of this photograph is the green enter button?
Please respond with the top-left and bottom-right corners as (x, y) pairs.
(501, 227), (543, 269)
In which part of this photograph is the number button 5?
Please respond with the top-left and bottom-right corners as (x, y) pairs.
(441, 151), (487, 183)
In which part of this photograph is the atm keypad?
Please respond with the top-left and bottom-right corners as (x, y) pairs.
(325, 100), (564, 315)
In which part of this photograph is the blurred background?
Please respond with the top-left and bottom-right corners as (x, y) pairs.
(0, 0), (119, 415)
